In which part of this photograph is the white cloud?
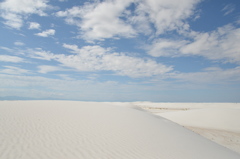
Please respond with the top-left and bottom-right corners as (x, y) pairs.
(55, 0), (201, 41)
(38, 65), (60, 73)
(26, 48), (56, 60)
(0, 73), (173, 101)
(56, 0), (136, 41)
(0, 12), (23, 29)
(222, 4), (235, 16)
(35, 29), (55, 37)
(1, 66), (240, 101)
(0, 46), (14, 52)
(171, 66), (240, 84)
(133, 0), (200, 35)
(147, 38), (187, 57)
(62, 43), (80, 53)
(60, 44), (173, 78)
(0, 66), (29, 75)
(147, 25), (240, 64)
(0, 0), (50, 29)
(24, 45), (172, 78)
(180, 25), (240, 63)
(128, 3), (153, 35)
(57, 74), (74, 80)
(0, 74), (128, 100)
(0, 55), (25, 63)
(14, 41), (25, 46)
(28, 22), (41, 29)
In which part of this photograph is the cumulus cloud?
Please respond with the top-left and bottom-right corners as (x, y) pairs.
(147, 25), (240, 64)
(0, 0), (50, 29)
(56, 0), (136, 41)
(0, 55), (25, 63)
(35, 29), (55, 37)
(28, 22), (41, 29)
(133, 0), (200, 35)
(180, 25), (240, 63)
(55, 0), (201, 41)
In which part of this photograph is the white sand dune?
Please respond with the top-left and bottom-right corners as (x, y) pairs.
(133, 102), (240, 109)
(134, 102), (240, 113)
(0, 101), (239, 159)
(159, 108), (240, 132)
(135, 102), (240, 154)
(157, 107), (240, 154)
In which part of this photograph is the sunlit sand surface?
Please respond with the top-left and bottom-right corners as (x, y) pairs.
(0, 101), (239, 159)
(135, 102), (240, 154)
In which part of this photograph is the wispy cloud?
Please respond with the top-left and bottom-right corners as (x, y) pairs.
(60, 44), (173, 78)
(26, 48), (56, 60)
(147, 38), (187, 57)
(222, 4), (235, 16)
(17, 45), (172, 78)
(35, 29), (55, 37)
(0, 46), (14, 52)
(14, 41), (25, 46)
(38, 65), (61, 73)
(0, 0), (50, 29)
(0, 55), (25, 63)
(0, 74), (135, 100)
(171, 66), (240, 84)
(0, 66), (30, 75)
(0, 73), (182, 101)
(1, 66), (240, 101)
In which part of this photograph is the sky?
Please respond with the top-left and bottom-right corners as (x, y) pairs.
(0, 0), (240, 102)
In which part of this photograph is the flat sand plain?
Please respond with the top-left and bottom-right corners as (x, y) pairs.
(0, 101), (239, 159)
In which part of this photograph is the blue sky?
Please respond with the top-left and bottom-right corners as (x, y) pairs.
(0, 0), (240, 102)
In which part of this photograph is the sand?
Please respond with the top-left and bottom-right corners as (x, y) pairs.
(0, 101), (239, 159)
(135, 102), (240, 154)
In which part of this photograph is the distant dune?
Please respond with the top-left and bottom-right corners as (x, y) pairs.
(0, 101), (239, 159)
(159, 108), (240, 131)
